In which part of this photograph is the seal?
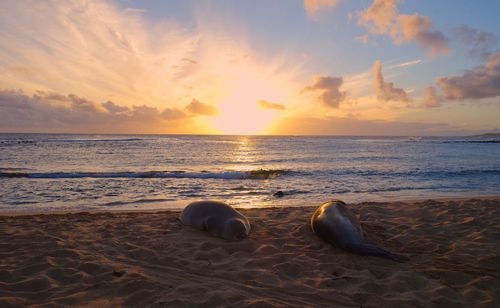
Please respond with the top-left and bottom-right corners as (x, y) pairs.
(180, 200), (251, 240)
(310, 200), (399, 261)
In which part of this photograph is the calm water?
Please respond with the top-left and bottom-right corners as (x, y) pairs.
(1, 134), (499, 212)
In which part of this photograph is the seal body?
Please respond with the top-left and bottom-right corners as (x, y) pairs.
(310, 200), (399, 261)
(180, 201), (251, 240)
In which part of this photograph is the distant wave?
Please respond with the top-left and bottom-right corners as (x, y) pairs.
(0, 140), (36, 146)
(0, 138), (145, 145)
(103, 198), (177, 206)
(321, 168), (500, 178)
(43, 138), (146, 143)
(0, 167), (32, 171)
(406, 169), (500, 177)
(1, 168), (498, 180)
(442, 140), (500, 144)
(351, 186), (445, 193)
(0, 168), (290, 180)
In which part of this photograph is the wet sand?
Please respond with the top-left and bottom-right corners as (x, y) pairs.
(0, 198), (499, 307)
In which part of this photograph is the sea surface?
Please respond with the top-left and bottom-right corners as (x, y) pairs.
(1, 134), (499, 212)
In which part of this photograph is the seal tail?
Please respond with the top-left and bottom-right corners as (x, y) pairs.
(348, 243), (402, 262)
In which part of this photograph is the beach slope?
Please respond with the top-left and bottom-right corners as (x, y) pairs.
(1, 198), (499, 307)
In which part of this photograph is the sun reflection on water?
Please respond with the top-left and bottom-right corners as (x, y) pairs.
(230, 136), (257, 165)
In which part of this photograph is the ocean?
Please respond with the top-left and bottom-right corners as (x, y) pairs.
(1, 133), (499, 212)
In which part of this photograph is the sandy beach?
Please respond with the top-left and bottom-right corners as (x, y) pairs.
(0, 198), (499, 307)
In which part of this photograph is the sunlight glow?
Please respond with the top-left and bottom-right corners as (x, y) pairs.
(212, 68), (286, 135)
(213, 100), (278, 135)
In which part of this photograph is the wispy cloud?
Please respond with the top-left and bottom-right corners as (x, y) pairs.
(388, 59), (423, 69)
(0, 0), (200, 108)
(455, 25), (497, 60)
(124, 7), (148, 14)
(0, 0), (304, 133)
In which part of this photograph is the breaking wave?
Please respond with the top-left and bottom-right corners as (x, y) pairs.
(0, 168), (290, 180)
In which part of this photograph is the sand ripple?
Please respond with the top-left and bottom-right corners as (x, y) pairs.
(0, 198), (499, 307)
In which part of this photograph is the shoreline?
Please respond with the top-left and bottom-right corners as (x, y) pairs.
(1, 194), (500, 217)
(1, 197), (498, 307)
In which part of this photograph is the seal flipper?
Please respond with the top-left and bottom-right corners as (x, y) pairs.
(347, 243), (401, 262)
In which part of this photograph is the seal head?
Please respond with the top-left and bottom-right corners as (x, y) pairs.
(224, 218), (249, 240)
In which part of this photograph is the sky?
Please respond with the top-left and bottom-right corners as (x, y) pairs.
(0, 0), (499, 135)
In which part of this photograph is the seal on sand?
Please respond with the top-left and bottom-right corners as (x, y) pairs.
(310, 200), (400, 261)
(180, 201), (251, 240)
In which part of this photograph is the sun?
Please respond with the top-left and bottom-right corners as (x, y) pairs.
(213, 100), (278, 135)
(211, 69), (287, 135)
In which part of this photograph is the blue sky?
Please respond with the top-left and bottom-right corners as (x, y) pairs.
(119, 0), (498, 70)
(0, 0), (499, 135)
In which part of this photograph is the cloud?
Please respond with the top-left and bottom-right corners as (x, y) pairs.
(421, 86), (442, 108)
(436, 53), (500, 100)
(355, 34), (369, 43)
(0, 0), (305, 134)
(396, 15), (449, 56)
(102, 101), (130, 114)
(257, 100), (286, 110)
(0, 0), (200, 109)
(0, 89), (217, 133)
(160, 108), (189, 120)
(0, 1), (294, 112)
(303, 0), (341, 17)
(420, 52), (500, 107)
(455, 25), (497, 59)
(268, 115), (468, 136)
(124, 7), (148, 14)
(185, 98), (218, 116)
(374, 60), (409, 102)
(358, 0), (398, 34)
(303, 76), (347, 108)
(358, 0), (449, 56)
(388, 59), (423, 69)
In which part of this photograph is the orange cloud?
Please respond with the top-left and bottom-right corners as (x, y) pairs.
(0, 0), (199, 108)
(257, 100), (286, 111)
(185, 99), (218, 116)
(358, 0), (449, 56)
(267, 115), (465, 136)
(0, 0), (306, 134)
(374, 60), (409, 102)
(304, 0), (341, 16)
(0, 89), (217, 133)
(358, 0), (398, 34)
(421, 86), (442, 108)
(303, 76), (347, 108)
(437, 53), (500, 100)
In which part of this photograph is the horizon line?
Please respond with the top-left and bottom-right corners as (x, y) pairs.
(1, 132), (497, 138)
